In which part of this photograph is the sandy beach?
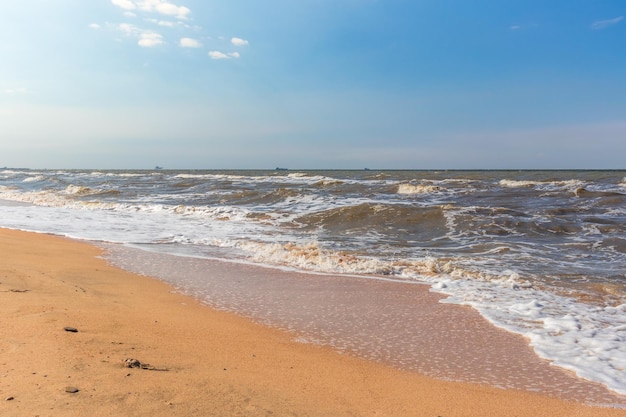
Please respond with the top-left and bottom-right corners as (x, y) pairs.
(1, 228), (625, 417)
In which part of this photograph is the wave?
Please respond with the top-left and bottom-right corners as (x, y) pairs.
(174, 173), (243, 180)
(0, 169), (29, 177)
(219, 188), (302, 206)
(312, 179), (345, 187)
(499, 179), (586, 191)
(172, 172), (349, 188)
(499, 179), (539, 188)
(64, 185), (95, 195)
(574, 187), (626, 198)
(295, 203), (448, 237)
(108, 172), (145, 178)
(62, 185), (121, 198)
(22, 175), (46, 183)
(397, 183), (441, 195)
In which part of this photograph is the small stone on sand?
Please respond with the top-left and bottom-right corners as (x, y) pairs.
(65, 387), (79, 394)
(64, 327), (78, 333)
(123, 358), (142, 368)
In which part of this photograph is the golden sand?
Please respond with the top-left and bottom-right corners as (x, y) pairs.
(1, 228), (625, 416)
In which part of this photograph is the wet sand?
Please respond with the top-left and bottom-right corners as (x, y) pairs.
(1, 228), (625, 417)
(105, 244), (626, 405)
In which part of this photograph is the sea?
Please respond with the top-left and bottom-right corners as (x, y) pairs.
(1, 168), (625, 401)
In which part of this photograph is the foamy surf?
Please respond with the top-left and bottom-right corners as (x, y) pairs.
(0, 168), (625, 399)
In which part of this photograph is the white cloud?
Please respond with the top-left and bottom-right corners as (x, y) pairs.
(124, 11), (137, 17)
(138, 32), (164, 47)
(207, 38), (248, 59)
(117, 22), (139, 35)
(112, 0), (191, 20)
(89, 23), (102, 30)
(138, 0), (191, 19)
(231, 37), (249, 47)
(208, 51), (229, 60)
(180, 37), (202, 48)
(509, 25), (521, 30)
(591, 16), (624, 30)
(156, 3), (190, 19)
(208, 51), (240, 60)
(145, 18), (177, 27)
(112, 0), (136, 10)
(114, 23), (164, 47)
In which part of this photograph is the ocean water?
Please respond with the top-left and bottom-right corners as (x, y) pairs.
(1, 168), (625, 397)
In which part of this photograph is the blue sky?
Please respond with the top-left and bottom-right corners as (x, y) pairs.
(1, 0), (625, 169)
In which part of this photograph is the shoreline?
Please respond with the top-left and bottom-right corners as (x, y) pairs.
(1, 228), (625, 416)
(103, 242), (626, 404)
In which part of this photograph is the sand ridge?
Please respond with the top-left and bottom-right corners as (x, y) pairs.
(1, 228), (625, 416)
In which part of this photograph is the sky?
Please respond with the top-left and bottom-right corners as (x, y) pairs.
(1, 0), (626, 169)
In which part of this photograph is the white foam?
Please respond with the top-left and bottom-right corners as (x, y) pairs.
(499, 179), (586, 192)
(422, 274), (626, 396)
(397, 183), (441, 195)
(64, 185), (94, 195)
(499, 179), (539, 188)
(22, 175), (46, 183)
(172, 171), (348, 187)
